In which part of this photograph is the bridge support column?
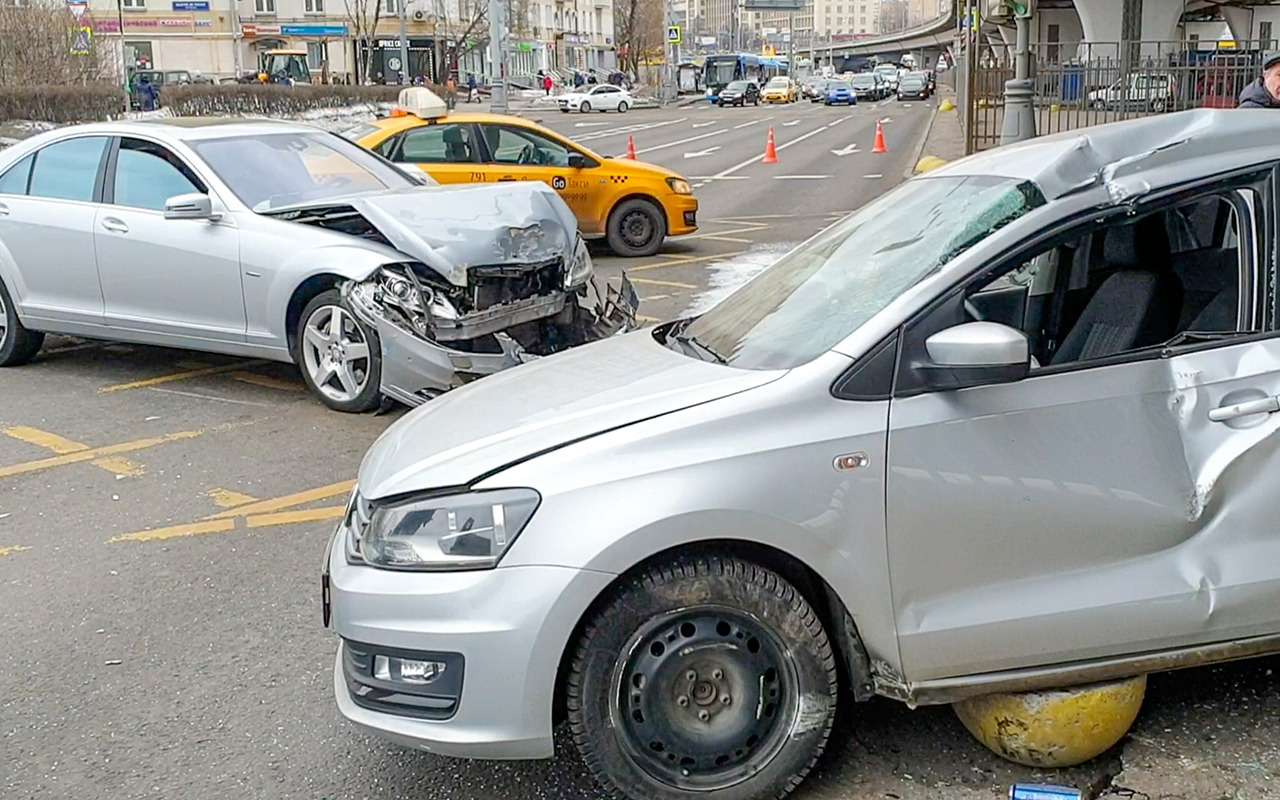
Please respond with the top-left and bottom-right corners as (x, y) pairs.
(1074, 0), (1182, 61)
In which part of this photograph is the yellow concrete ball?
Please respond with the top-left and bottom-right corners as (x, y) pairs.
(953, 675), (1147, 768)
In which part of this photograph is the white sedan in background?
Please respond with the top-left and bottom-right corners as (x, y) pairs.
(558, 84), (633, 113)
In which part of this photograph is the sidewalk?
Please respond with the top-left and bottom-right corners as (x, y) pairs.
(912, 83), (966, 174)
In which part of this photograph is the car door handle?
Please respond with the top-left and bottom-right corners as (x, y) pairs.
(101, 217), (129, 234)
(0, 202), (9, 216)
(1208, 395), (1280, 422)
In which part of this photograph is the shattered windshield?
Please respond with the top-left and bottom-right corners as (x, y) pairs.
(676, 175), (1045, 370)
(192, 132), (413, 212)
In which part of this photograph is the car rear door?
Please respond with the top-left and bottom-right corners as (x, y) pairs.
(94, 135), (245, 344)
(379, 122), (486, 185)
(0, 135), (109, 330)
(883, 173), (1280, 684)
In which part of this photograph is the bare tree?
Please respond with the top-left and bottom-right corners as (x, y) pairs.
(0, 0), (114, 87)
(614, 0), (662, 79)
(341, 0), (384, 82)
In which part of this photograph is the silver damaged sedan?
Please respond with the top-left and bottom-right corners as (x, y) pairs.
(0, 119), (635, 411)
(329, 109), (1280, 798)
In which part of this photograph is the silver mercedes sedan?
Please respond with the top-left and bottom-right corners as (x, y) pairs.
(0, 119), (633, 411)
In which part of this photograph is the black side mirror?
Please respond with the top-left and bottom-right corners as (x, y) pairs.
(567, 153), (595, 169)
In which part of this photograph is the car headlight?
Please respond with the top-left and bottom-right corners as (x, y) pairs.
(358, 488), (540, 571)
(667, 177), (692, 195)
(565, 235), (593, 288)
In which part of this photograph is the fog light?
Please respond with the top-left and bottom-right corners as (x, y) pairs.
(373, 654), (448, 685)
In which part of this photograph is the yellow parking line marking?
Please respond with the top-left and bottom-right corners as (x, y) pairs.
(629, 251), (748, 273)
(700, 236), (755, 244)
(0, 429), (201, 480)
(2, 426), (146, 477)
(229, 371), (304, 392)
(206, 487), (259, 509)
(98, 360), (268, 394)
(685, 226), (769, 241)
(110, 519), (236, 543)
(631, 277), (698, 290)
(0, 545), (31, 558)
(206, 479), (355, 520)
(637, 314), (661, 324)
(246, 506), (345, 528)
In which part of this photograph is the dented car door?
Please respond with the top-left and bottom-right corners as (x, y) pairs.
(884, 176), (1280, 684)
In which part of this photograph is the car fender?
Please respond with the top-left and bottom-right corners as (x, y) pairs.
(0, 234), (29, 317)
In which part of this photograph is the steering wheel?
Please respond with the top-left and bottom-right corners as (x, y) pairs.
(517, 144), (537, 165)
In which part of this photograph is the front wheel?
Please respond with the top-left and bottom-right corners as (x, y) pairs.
(295, 289), (382, 413)
(618, 101), (629, 113)
(580, 101), (592, 113)
(567, 555), (838, 800)
(606, 198), (667, 258)
(0, 277), (44, 367)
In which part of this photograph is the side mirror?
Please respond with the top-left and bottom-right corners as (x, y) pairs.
(164, 192), (217, 221)
(918, 321), (1030, 390)
(567, 153), (595, 169)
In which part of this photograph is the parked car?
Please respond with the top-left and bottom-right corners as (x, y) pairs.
(0, 118), (634, 412)
(351, 91), (699, 258)
(558, 83), (633, 113)
(824, 79), (856, 106)
(762, 76), (798, 103)
(716, 79), (760, 107)
(874, 62), (900, 92)
(327, 108), (1280, 800)
(850, 72), (882, 101)
(1088, 72), (1175, 113)
(897, 74), (930, 100)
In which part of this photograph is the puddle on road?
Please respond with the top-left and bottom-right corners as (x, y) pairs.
(681, 243), (795, 316)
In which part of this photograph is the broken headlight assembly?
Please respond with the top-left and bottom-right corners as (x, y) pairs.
(565, 236), (593, 289)
(352, 488), (540, 571)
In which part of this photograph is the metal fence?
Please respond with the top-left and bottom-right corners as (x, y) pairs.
(959, 39), (1270, 154)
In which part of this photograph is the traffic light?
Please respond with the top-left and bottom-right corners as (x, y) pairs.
(985, 0), (1034, 20)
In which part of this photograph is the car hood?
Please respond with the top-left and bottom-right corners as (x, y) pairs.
(267, 182), (577, 287)
(357, 331), (784, 499)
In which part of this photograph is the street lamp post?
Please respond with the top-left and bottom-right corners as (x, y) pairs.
(398, 0), (410, 83)
(996, 0), (1036, 145)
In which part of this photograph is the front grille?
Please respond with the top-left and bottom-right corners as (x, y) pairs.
(469, 257), (564, 308)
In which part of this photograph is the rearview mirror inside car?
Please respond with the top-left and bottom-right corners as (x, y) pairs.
(919, 321), (1030, 390)
(164, 193), (217, 221)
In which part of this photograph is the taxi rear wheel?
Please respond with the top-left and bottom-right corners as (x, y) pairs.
(607, 198), (667, 258)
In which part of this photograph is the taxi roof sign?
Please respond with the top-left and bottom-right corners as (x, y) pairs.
(397, 87), (447, 120)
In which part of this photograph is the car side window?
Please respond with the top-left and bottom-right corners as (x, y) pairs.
(394, 125), (478, 164)
(28, 136), (108, 203)
(113, 137), (205, 211)
(482, 125), (571, 167)
(0, 154), (33, 195)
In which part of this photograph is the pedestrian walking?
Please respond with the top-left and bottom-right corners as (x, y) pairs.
(573, 71), (584, 88)
(543, 73), (553, 95)
(1239, 51), (1280, 108)
(467, 72), (478, 103)
(445, 75), (458, 110)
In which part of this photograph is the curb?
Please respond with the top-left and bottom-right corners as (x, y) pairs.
(904, 97), (941, 180)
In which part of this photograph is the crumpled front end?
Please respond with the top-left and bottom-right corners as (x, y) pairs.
(344, 255), (639, 407)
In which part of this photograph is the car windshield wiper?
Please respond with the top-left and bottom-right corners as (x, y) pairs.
(667, 328), (728, 365)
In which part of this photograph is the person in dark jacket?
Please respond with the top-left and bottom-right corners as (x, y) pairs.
(1239, 51), (1280, 108)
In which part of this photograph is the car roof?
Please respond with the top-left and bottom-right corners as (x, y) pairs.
(42, 118), (326, 142)
(927, 109), (1278, 201)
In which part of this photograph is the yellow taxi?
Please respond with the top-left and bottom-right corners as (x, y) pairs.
(348, 89), (699, 257)
(762, 76), (799, 103)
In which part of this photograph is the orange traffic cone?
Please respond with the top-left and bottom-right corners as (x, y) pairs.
(872, 120), (888, 154)
(761, 127), (779, 164)
(625, 135), (638, 160)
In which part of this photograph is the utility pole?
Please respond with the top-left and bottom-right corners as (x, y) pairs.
(488, 0), (508, 112)
(116, 0), (129, 113)
(787, 10), (793, 74)
(231, 0), (243, 79)
(398, 0), (410, 84)
(995, 0), (1035, 145)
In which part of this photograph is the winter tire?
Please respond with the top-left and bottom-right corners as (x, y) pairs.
(295, 289), (382, 413)
(618, 101), (629, 113)
(606, 198), (666, 258)
(581, 101), (592, 113)
(567, 554), (839, 800)
(0, 277), (44, 367)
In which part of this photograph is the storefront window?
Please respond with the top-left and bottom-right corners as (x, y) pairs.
(307, 41), (327, 70)
(124, 41), (153, 69)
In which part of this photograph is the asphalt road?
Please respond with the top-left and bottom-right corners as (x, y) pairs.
(1, 97), (1277, 800)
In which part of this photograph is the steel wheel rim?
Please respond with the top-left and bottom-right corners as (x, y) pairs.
(620, 209), (655, 249)
(301, 304), (371, 402)
(611, 606), (798, 792)
(0, 291), (7, 349)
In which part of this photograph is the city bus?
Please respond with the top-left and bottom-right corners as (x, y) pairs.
(702, 53), (788, 101)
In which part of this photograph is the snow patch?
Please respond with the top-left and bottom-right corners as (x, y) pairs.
(681, 243), (795, 316)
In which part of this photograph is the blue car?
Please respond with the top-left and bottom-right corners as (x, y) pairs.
(824, 80), (856, 106)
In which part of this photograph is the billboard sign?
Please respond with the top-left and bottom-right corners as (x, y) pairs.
(743, 0), (805, 10)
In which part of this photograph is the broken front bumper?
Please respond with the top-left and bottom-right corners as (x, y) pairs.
(344, 274), (640, 408)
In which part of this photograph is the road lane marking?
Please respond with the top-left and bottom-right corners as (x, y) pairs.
(0, 545), (31, 558)
(229, 371), (304, 392)
(247, 506), (345, 528)
(686, 175), (749, 181)
(864, 174), (884, 179)
(683, 146), (721, 159)
(110, 519), (236, 543)
(99, 360), (269, 394)
(709, 123), (839, 180)
(701, 236), (755, 243)
(831, 144), (860, 156)
(573, 121), (611, 127)
(691, 121), (716, 128)
(0, 429), (202, 480)
(628, 129), (728, 157)
(206, 487), (259, 509)
(782, 120), (801, 127)
(636, 314), (661, 324)
(3, 426), (146, 477)
(774, 175), (830, 180)
(631, 277), (698, 290)
(206, 479), (356, 520)
(733, 118), (771, 130)
(629, 251), (748, 273)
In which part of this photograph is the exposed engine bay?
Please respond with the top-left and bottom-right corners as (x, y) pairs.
(271, 198), (638, 406)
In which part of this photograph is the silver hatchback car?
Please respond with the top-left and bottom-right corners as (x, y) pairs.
(327, 110), (1280, 799)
